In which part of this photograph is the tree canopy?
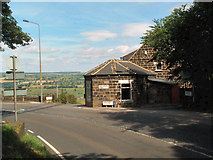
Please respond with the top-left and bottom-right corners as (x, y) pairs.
(141, 2), (212, 81)
(141, 2), (213, 108)
(1, 2), (32, 49)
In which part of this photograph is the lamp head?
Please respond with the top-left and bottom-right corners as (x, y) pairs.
(23, 20), (29, 22)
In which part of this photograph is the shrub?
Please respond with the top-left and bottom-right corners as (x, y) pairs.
(58, 94), (77, 104)
(67, 94), (77, 104)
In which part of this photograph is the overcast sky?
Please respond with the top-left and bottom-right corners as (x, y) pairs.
(1, 1), (193, 73)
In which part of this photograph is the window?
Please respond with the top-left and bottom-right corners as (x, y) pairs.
(154, 62), (163, 71)
(120, 81), (132, 101)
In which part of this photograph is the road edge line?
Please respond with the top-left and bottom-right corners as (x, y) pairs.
(126, 129), (213, 158)
(27, 129), (34, 134)
(37, 135), (65, 160)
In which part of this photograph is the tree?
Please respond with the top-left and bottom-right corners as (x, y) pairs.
(141, 2), (213, 108)
(1, 2), (32, 49)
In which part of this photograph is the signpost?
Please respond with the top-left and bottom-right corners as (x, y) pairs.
(3, 89), (27, 97)
(5, 55), (25, 122)
(12, 56), (18, 121)
(6, 71), (25, 80)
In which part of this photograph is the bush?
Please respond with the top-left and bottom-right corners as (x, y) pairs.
(60, 94), (67, 104)
(67, 94), (77, 104)
(58, 94), (77, 104)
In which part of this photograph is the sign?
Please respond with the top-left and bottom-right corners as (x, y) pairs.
(7, 56), (18, 70)
(46, 97), (53, 101)
(99, 85), (109, 89)
(119, 80), (133, 84)
(3, 89), (27, 96)
(6, 71), (25, 80)
(103, 101), (114, 106)
(185, 91), (193, 97)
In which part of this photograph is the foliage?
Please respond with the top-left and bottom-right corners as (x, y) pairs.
(1, 2), (32, 49)
(141, 2), (213, 107)
(21, 134), (52, 157)
(141, 2), (212, 79)
(59, 93), (67, 104)
(58, 93), (77, 104)
(67, 94), (77, 104)
(2, 123), (52, 158)
(2, 82), (13, 88)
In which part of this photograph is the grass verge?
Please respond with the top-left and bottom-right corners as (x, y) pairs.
(2, 122), (53, 159)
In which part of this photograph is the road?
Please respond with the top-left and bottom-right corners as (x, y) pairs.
(1, 103), (212, 158)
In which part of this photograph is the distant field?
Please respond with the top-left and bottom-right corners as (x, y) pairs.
(28, 88), (85, 98)
(1, 72), (85, 104)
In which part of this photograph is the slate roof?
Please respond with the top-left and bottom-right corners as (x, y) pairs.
(148, 77), (177, 85)
(84, 59), (156, 76)
(121, 50), (136, 61)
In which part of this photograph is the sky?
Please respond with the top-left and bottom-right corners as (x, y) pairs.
(0, 1), (193, 73)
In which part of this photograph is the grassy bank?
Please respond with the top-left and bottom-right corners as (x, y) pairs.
(2, 122), (53, 159)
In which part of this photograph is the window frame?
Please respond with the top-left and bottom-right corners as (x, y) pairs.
(119, 80), (133, 101)
(154, 62), (163, 71)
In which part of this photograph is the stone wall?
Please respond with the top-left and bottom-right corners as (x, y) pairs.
(147, 81), (172, 104)
(2, 95), (39, 102)
(85, 76), (92, 107)
(89, 75), (147, 107)
(132, 76), (148, 106)
(127, 45), (173, 80)
(85, 74), (174, 107)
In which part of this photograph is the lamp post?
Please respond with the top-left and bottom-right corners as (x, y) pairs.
(23, 20), (43, 103)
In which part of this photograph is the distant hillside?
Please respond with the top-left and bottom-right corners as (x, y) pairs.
(1, 72), (84, 88)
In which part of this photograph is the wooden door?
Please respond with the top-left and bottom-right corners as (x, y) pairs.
(172, 85), (180, 104)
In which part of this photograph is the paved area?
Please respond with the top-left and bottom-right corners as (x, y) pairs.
(1, 103), (212, 158)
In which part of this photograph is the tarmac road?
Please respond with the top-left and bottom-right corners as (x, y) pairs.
(2, 103), (212, 159)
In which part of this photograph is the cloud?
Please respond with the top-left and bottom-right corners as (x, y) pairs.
(79, 22), (152, 43)
(15, 45), (60, 54)
(75, 44), (141, 60)
(169, 3), (193, 12)
(80, 30), (117, 41)
(1, 42), (142, 72)
(121, 22), (153, 37)
(42, 36), (78, 42)
(69, 44), (141, 72)
(42, 47), (60, 53)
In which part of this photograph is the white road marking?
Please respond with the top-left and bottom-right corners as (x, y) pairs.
(125, 129), (213, 158)
(27, 129), (34, 134)
(30, 102), (41, 104)
(37, 135), (65, 160)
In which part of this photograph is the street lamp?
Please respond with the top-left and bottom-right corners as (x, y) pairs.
(23, 19), (43, 103)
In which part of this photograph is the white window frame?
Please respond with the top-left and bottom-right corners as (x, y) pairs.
(119, 80), (133, 101)
(154, 62), (163, 71)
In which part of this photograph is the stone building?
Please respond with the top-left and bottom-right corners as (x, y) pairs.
(121, 44), (172, 80)
(121, 44), (193, 103)
(84, 59), (177, 107)
(84, 59), (156, 107)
